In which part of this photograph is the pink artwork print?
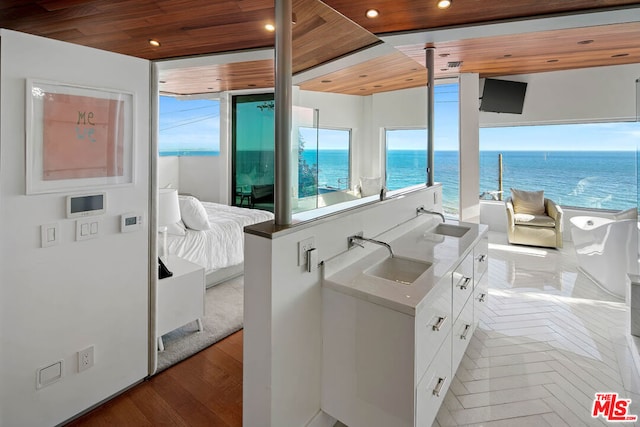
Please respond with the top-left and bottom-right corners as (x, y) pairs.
(42, 93), (124, 180)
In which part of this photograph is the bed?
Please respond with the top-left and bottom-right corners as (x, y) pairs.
(165, 197), (274, 287)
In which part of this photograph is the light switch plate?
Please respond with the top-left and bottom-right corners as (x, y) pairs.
(76, 218), (100, 241)
(41, 223), (60, 248)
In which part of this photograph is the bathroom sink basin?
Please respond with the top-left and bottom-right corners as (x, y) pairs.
(432, 223), (470, 238)
(365, 256), (432, 285)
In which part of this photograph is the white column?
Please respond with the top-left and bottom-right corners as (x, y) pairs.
(459, 73), (480, 222)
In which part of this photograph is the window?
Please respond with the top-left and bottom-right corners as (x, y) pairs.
(385, 128), (427, 191)
(480, 122), (638, 211)
(299, 127), (351, 193)
(159, 96), (220, 156)
(384, 82), (460, 216)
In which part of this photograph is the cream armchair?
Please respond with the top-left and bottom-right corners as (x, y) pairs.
(505, 190), (563, 248)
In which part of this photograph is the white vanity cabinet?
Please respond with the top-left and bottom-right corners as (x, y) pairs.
(322, 233), (488, 427)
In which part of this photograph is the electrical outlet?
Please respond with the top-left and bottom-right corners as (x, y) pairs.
(78, 346), (94, 373)
(297, 237), (315, 266)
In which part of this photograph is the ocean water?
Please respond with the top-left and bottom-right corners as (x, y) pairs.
(304, 149), (638, 215)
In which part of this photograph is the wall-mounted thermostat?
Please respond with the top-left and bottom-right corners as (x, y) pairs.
(66, 192), (106, 218)
(121, 212), (143, 233)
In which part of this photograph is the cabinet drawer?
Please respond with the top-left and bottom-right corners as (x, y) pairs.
(415, 277), (452, 380)
(452, 253), (473, 322)
(473, 236), (489, 288)
(416, 334), (452, 427)
(452, 297), (475, 371)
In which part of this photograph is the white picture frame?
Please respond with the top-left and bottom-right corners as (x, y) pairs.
(26, 79), (135, 194)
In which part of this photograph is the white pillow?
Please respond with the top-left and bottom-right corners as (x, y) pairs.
(360, 177), (382, 197)
(165, 219), (186, 236)
(178, 196), (211, 230)
(510, 188), (545, 215)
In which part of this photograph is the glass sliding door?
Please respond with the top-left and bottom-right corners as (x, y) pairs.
(232, 93), (275, 212)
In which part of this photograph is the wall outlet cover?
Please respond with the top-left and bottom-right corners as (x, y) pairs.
(78, 346), (94, 372)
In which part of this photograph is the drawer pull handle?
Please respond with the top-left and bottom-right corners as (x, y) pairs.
(432, 316), (447, 331)
(433, 376), (447, 397)
(459, 277), (471, 290)
(478, 293), (486, 303)
(477, 254), (487, 263)
(460, 324), (471, 340)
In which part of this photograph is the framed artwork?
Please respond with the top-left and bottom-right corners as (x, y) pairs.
(26, 79), (134, 194)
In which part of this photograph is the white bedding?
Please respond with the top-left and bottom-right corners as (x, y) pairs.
(166, 202), (273, 274)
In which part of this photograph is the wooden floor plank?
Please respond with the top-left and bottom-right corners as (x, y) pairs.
(66, 331), (243, 427)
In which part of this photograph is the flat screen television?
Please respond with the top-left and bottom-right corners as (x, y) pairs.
(480, 78), (527, 114)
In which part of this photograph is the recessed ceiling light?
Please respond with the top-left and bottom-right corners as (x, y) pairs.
(265, 23), (275, 32)
(577, 39), (594, 45)
(612, 53), (629, 57)
(365, 9), (379, 18)
(148, 39), (161, 47)
(437, 0), (452, 9)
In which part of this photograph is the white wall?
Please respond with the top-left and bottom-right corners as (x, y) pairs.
(371, 87), (428, 179)
(244, 185), (442, 426)
(158, 156), (179, 189)
(459, 73), (480, 222)
(0, 30), (150, 426)
(480, 63), (640, 127)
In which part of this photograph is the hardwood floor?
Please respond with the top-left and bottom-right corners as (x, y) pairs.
(66, 331), (243, 427)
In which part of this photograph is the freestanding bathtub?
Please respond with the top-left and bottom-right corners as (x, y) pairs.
(570, 211), (638, 301)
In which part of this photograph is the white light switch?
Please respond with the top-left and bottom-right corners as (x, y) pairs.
(41, 223), (60, 248)
(76, 218), (100, 241)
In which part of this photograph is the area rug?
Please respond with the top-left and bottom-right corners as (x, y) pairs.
(157, 275), (244, 372)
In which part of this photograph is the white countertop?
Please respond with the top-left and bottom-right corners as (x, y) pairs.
(322, 219), (488, 317)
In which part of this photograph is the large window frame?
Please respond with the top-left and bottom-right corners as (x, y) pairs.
(479, 120), (638, 212)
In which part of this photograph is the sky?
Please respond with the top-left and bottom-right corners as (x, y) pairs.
(158, 85), (640, 154)
(159, 96), (220, 153)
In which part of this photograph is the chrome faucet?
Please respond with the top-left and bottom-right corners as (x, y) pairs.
(417, 206), (445, 222)
(348, 234), (394, 258)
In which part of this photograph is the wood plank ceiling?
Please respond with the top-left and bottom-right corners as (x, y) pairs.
(1, 0), (640, 95)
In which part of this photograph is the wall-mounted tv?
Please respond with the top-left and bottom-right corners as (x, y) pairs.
(480, 78), (527, 114)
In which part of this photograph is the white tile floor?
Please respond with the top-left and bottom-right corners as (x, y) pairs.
(433, 231), (640, 427)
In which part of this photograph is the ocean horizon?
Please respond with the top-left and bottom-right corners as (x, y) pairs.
(304, 149), (638, 215)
